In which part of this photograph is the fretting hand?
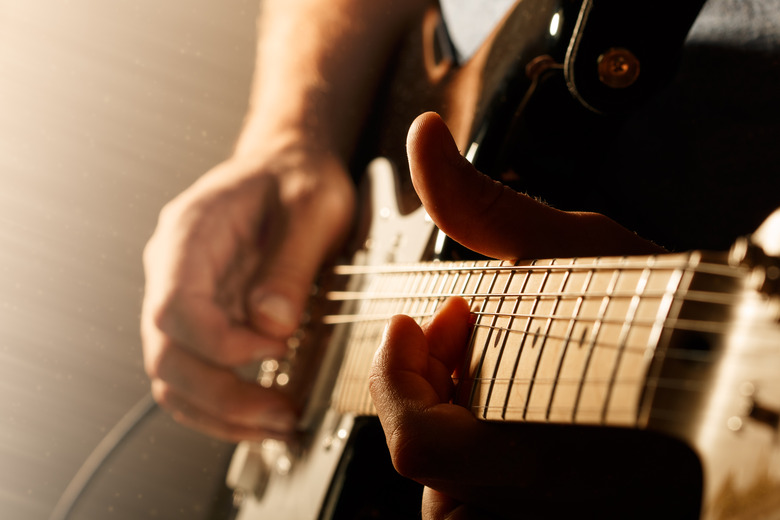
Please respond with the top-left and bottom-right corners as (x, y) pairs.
(369, 113), (681, 519)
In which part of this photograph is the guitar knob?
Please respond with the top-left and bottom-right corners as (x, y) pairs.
(727, 382), (780, 434)
(729, 235), (780, 297)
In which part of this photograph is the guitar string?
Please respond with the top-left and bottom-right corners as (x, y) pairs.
(329, 259), (741, 278)
(464, 267), (499, 410)
(320, 311), (741, 338)
(335, 376), (722, 426)
(466, 403), (729, 425)
(328, 314), (766, 410)
(334, 375), (714, 405)
(330, 306), (729, 426)
(325, 288), (736, 306)
(545, 270), (594, 421)
(482, 266), (523, 419)
(334, 366), (724, 428)
(332, 344), (726, 387)
(318, 306), (761, 371)
(321, 285), (740, 327)
(334, 400), (735, 431)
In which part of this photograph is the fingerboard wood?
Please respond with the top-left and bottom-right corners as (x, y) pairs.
(327, 252), (726, 429)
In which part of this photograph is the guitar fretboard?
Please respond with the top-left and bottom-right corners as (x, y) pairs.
(326, 252), (736, 429)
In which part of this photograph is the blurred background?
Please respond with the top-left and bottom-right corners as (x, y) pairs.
(0, 1), (261, 518)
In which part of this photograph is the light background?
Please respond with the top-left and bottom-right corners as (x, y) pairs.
(0, 1), (261, 518)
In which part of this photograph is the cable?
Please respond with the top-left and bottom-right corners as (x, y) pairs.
(49, 392), (158, 520)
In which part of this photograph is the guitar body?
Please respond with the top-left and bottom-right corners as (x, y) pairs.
(227, 1), (780, 518)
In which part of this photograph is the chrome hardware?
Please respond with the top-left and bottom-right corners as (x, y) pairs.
(729, 235), (780, 297)
(728, 382), (780, 435)
(525, 54), (563, 80)
(597, 48), (640, 88)
(321, 427), (349, 452)
(226, 441), (273, 503)
(258, 359), (278, 388)
(748, 400), (780, 433)
(226, 438), (296, 505)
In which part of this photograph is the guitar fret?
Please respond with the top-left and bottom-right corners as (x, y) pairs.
(571, 260), (624, 424)
(491, 261), (541, 420)
(350, 271), (383, 415)
(504, 264), (552, 420)
(635, 263), (690, 427)
(415, 270), (437, 320)
(477, 266), (517, 419)
(452, 262), (481, 406)
(545, 268), (593, 420)
(446, 268), (462, 301)
(428, 270), (449, 315)
(464, 263), (503, 411)
(521, 259), (574, 421)
(333, 269), (377, 413)
(407, 270), (428, 321)
(401, 271), (424, 316)
(601, 267), (652, 425)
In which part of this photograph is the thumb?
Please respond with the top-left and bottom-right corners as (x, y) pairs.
(406, 112), (663, 261)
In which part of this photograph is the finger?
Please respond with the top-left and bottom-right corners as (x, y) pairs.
(143, 293), (288, 367)
(406, 112), (664, 260)
(370, 297), (471, 414)
(422, 297), (472, 373)
(144, 331), (296, 433)
(247, 166), (356, 339)
(370, 298), (496, 481)
(151, 381), (292, 443)
(370, 300), (540, 488)
(422, 487), (496, 520)
(143, 174), (289, 366)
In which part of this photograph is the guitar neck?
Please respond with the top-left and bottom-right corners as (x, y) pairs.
(326, 251), (739, 431)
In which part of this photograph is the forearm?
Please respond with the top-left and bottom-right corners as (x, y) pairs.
(235, 0), (432, 162)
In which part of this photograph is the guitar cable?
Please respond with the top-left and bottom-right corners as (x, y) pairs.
(48, 392), (158, 520)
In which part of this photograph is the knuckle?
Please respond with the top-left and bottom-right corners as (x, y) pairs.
(386, 418), (426, 479)
(143, 339), (175, 381)
(150, 380), (177, 411)
(157, 196), (188, 227)
(148, 293), (182, 338)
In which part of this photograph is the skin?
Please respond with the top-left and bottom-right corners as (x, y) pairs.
(141, 0), (433, 442)
(143, 0), (670, 514)
(369, 113), (671, 519)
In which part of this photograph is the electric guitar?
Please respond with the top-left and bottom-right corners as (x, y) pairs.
(226, 1), (780, 518)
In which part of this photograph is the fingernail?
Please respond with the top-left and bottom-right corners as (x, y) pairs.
(253, 293), (299, 330)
